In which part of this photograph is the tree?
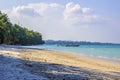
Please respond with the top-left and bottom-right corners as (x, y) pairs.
(0, 11), (44, 45)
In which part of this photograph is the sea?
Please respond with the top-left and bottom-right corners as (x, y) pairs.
(24, 44), (120, 60)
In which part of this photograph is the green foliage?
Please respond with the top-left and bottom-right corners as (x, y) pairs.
(0, 11), (44, 45)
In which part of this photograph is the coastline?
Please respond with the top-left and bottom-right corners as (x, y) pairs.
(0, 46), (120, 79)
(1, 44), (120, 64)
(47, 48), (120, 64)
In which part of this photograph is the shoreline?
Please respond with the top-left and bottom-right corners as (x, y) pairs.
(0, 44), (120, 65)
(23, 45), (120, 64)
(1, 44), (120, 64)
(39, 48), (120, 65)
(0, 45), (120, 79)
(1, 44), (120, 65)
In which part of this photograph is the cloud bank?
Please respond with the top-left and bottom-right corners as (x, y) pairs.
(2, 2), (108, 41)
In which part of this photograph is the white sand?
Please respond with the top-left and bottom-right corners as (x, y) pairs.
(0, 52), (48, 80)
(0, 47), (120, 80)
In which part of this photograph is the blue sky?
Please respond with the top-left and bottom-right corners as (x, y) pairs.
(0, 0), (120, 43)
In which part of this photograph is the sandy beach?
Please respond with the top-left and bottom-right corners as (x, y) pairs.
(0, 47), (120, 80)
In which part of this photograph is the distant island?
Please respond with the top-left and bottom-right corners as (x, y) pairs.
(45, 40), (120, 45)
(0, 11), (44, 45)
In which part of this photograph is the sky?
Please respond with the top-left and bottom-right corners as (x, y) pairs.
(0, 0), (120, 43)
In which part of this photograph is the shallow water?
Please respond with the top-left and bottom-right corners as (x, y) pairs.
(23, 44), (120, 60)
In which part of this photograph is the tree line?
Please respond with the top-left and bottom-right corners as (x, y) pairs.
(0, 11), (44, 45)
(45, 40), (120, 45)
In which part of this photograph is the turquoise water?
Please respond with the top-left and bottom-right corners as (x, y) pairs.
(24, 44), (120, 59)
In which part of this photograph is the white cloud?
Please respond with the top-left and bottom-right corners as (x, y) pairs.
(82, 7), (91, 13)
(3, 2), (104, 25)
(25, 3), (63, 17)
(12, 6), (40, 17)
(65, 2), (81, 14)
(2, 2), (107, 40)
(63, 2), (103, 25)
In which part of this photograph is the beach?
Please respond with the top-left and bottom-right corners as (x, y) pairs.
(0, 46), (120, 80)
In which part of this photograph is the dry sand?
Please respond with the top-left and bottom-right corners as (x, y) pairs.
(0, 48), (120, 80)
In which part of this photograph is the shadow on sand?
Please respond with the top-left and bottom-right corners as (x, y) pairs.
(0, 54), (119, 80)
